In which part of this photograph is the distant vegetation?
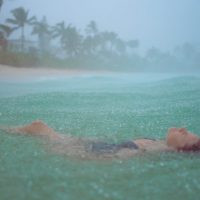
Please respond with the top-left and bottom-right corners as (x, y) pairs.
(0, 4), (199, 71)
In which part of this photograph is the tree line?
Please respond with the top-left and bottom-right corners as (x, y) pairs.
(0, 4), (199, 71)
(0, 6), (139, 66)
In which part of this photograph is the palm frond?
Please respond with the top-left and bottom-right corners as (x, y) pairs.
(6, 18), (18, 25)
(0, 24), (18, 36)
(28, 16), (37, 25)
(0, 0), (3, 9)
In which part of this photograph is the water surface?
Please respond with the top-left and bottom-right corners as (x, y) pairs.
(0, 73), (200, 200)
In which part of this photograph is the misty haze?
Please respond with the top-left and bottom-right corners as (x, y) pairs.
(0, 0), (199, 72)
(0, 1), (200, 200)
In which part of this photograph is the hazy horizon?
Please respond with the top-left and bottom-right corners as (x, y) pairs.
(1, 0), (200, 53)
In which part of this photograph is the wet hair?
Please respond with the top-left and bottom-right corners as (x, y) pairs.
(178, 139), (200, 152)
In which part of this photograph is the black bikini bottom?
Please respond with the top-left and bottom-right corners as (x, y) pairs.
(90, 141), (139, 154)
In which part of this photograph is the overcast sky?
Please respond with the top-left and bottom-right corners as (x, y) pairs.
(1, 0), (200, 52)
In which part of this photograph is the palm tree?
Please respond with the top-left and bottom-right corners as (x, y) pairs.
(82, 34), (102, 55)
(100, 31), (118, 53)
(62, 25), (82, 57)
(115, 38), (126, 55)
(6, 7), (35, 51)
(0, 0), (3, 12)
(0, 24), (15, 37)
(0, 24), (16, 51)
(85, 20), (98, 36)
(82, 36), (93, 55)
(32, 16), (51, 53)
(52, 21), (67, 49)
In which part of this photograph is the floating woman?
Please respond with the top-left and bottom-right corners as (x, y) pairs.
(2, 120), (200, 160)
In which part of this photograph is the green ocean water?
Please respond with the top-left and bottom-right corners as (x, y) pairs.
(0, 73), (200, 200)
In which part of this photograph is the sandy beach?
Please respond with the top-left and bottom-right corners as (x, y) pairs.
(0, 64), (196, 83)
(0, 64), (96, 81)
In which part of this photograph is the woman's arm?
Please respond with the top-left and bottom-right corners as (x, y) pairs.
(2, 120), (63, 140)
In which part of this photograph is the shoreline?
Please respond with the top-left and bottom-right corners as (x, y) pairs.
(0, 64), (199, 83)
(0, 64), (112, 81)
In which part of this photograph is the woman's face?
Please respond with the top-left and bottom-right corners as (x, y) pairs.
(166, 128), (199, 150)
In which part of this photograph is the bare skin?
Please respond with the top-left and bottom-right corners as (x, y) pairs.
(2, 120), (200, 160)
(166, 127), (200, 151)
